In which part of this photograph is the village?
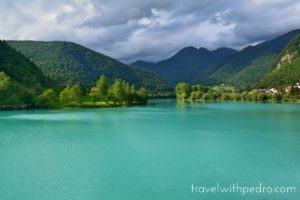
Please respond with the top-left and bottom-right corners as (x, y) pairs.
(251, 82), (300, 94)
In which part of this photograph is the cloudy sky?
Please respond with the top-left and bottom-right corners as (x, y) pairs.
(0, 0), (300, 63)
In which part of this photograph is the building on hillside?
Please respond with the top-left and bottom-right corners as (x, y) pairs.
(251, 88), (278, 94)
(285, 82), (300, 93)
(269, 88), (278, 94)
(285, 86), (292, 93)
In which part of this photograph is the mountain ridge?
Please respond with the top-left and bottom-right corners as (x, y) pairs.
(132, 29), (300, 88)
(255, 34), (300, 88)
(132, 46), (238, 85)
(0, 40), (50, 88)
(7, 40), (170, 91)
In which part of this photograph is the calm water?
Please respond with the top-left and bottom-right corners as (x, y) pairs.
(0, 100), (299, 200)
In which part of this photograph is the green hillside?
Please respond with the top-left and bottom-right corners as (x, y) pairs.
(0, 40), (53, 106)
(7, 41), (170, 91)
(205, 29), (300, 88)
(0, 40), (50, 88)
(132, 47), (237, 85)
(132, 29), (300, 89)
(255, 34), (300, 88)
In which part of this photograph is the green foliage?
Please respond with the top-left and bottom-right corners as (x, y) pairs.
(136, 87), (147, 104)
(108, 79), (126, 102)
(189, 91), (203, 100)
(176, 82), (192, 100)
(89, 74), (109, 102)
(89, 87), (101, 103)
(38, 89), (58, 106)
(96, 75), (109, 98)
(0, 71), (38, 106)
(59, 86), (72, 104)
(133, 30), (300, 89)
(0, 41), (53, 108)
(7, 41), (170, 91)
(132, 47), (237, 85)
(175, 82), (300, 102)
(192, 84), (209, 93)
(256, 34), (300, 88)
(211, 84), (236, 93)
(0, 41), (51, 90)
(257, 93), (268, 102)
(205, 30), (300, 89)
(88, 75), (148, 105)
(59, 84), (83, 105)
(0, 71), (11, 91)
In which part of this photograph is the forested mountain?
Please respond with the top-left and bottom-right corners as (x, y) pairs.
(133, 29), (300, 89)
(206, 29), (300, 88)
(255, 34), (300, 88)
(7, 41), (170, 91)
(0, 40), (54, 106)
(132, 47), (237, 85)
(0, 40), (50, 89)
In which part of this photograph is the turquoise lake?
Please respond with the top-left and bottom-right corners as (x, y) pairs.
(0, 100), (299, 200)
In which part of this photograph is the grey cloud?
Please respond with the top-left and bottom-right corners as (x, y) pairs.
(0, 0), (300, 63)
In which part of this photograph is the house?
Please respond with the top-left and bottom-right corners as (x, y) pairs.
(251, 88), (278, 94)
(295, 82), (300, 89)
(285, 86), (292, 93)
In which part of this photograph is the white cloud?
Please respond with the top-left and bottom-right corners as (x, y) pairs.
(0, 0), (300, 63)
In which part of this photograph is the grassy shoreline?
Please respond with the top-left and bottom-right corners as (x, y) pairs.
(0, 101), (146, 111)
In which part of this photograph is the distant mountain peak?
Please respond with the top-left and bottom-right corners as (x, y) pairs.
(198, 47), (210, 51)
(176, 46), (199, 53)
(213, 47), (237, 52)
(130, 28), (300, 87)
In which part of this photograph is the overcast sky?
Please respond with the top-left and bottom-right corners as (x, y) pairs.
(1, 0), (300, 63)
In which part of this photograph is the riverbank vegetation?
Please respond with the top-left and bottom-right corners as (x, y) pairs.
(0, 73), (147, 110)
(175, 82), (300, 102)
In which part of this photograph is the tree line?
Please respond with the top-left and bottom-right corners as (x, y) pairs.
(175, 82), (300, 102)
(0, 72), (147, 108)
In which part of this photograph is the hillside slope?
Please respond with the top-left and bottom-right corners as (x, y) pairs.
(7, 41), (170, 91)
(132, 47), (237, 85)
(206, 29), (300, 88)
(132, 29), (300, 89)
(255, 34), (300, 88)
(0, 40), (50, 88)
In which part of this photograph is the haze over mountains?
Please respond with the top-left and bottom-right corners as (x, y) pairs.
(132, 29), (300, 89)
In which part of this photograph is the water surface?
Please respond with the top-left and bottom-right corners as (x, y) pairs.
(0, 100), (299, 200)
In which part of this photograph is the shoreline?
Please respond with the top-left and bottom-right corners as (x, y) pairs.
(0, 101), (146, 111)
(2, 99), (299, 111)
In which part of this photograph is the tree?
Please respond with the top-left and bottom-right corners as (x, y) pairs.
(257, 93), (268, 102)
(290, 86), (300, 96)
(0, 72), (11, 92)
(0, 72), (12, 105)
(59, 86), (72, 104)
(124, 82), (131, 102)
(137, 87), (147, 104)
(39, 88), (57, 106)
(130, 84), (137, 102)
(70, 84), (83, 103)
(59, 84), (83, 104)
(110, 79), (125, 102)
(176, 82), (192, 99)
(19, 90), (34, 104)
(96, 75), (108, 100)
(189, 91), (203, 100)
(89, 87), (100, 104)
